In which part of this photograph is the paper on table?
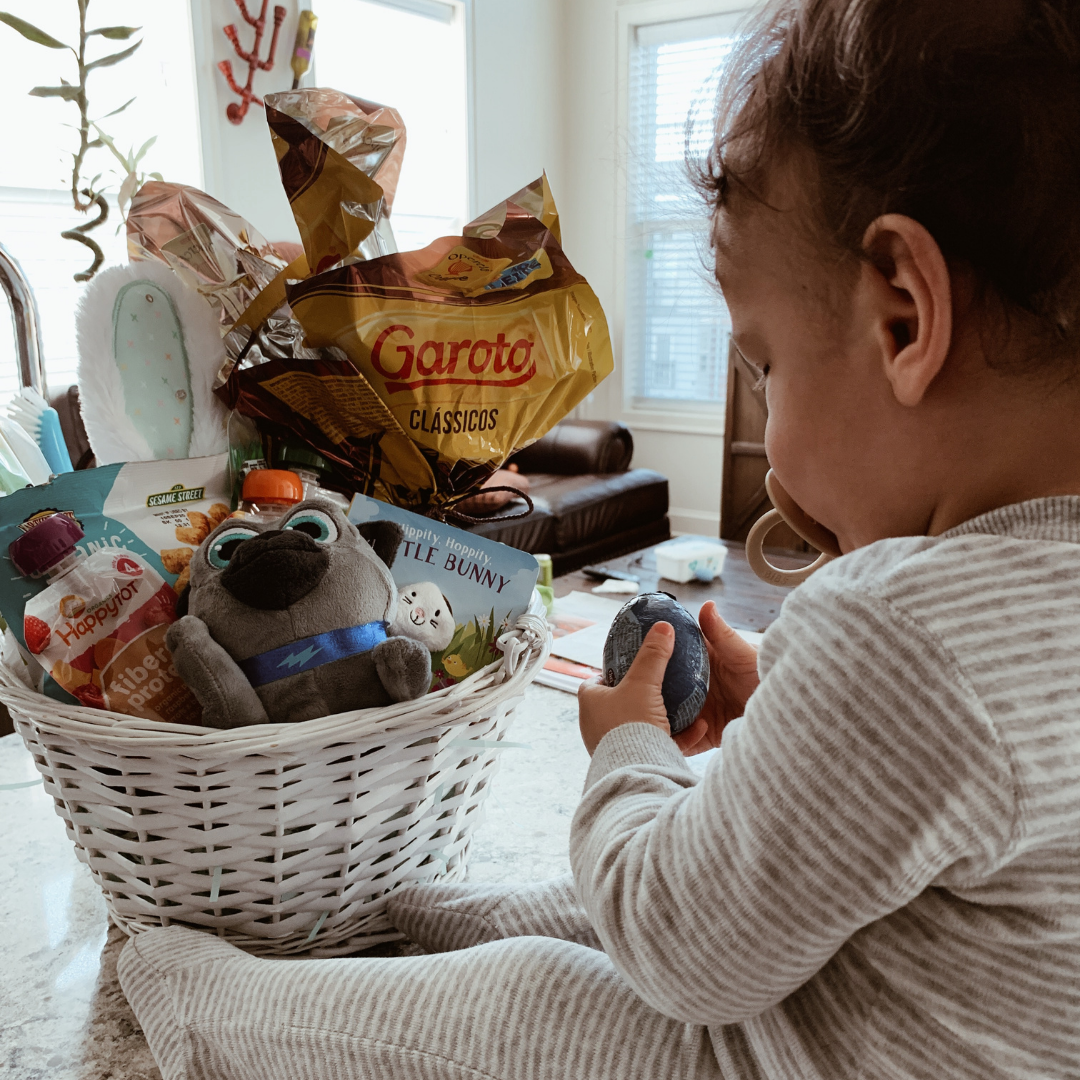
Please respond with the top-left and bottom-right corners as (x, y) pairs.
(534, 654), (602, 694)
(548, 591), (624, 668)
(554, 591), (626, 622)
(550, 622), (610, 668)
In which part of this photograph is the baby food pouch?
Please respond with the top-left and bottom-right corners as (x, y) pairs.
(0, 455), (228, 711)
(9, 514), (201, 724)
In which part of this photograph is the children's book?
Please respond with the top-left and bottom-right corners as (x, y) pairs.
(347, 494), (540, 690)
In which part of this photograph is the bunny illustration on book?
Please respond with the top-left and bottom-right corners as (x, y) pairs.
(389, 581), (455, 652)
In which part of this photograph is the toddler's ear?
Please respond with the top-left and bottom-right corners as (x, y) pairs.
(862, 214), (952, 408)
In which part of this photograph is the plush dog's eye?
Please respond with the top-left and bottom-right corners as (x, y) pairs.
(207, 527), (258, 569)
(283, 510), (338, 544)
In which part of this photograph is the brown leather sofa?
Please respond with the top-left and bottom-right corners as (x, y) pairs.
(465, 420), (670, 576)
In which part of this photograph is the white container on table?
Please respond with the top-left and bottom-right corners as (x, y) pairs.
(655, 539), (728, 584)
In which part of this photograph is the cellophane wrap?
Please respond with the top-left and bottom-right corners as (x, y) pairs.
(280, 176), (613, 508)
(265, 88), (405, 272)
(127, 182), (289, 334)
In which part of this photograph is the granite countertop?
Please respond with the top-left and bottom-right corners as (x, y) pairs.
(0, 685), (593, 1079)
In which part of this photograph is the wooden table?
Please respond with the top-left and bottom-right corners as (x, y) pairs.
(553, 537), (813, 634)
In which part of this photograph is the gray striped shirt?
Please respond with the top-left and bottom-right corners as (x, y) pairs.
(571, 497), (1080, 1079)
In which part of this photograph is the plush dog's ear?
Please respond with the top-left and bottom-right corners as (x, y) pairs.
(356, 521), (405, 569)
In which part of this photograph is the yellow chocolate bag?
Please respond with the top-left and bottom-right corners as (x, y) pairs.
(283, 176), (613, 498)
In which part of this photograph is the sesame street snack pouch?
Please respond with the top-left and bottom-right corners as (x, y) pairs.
(8, 514), (201, 724)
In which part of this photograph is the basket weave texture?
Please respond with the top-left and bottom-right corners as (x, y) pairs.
(1, 604), (551, 956)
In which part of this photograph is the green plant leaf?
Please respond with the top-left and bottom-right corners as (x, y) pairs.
(96, 96), (135, 121)
(118, 171), (138, 212)
(29, 85), (81, 101)
(87, 25), (139, 40)
(87, 138), (103, 149)
(85, 39), (140, 71)
(90, 124), (129, 168)
(149, 172), (163, 181)
(0, 12), (68, 49)
(133, 135), (156, 165)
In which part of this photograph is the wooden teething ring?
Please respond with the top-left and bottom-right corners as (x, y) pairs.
(745, 471), (842, 588)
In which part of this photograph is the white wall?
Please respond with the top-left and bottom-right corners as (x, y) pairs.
(467, 0), (565, 216)
(560, 0), (749, 537)
(189, 0), (304, 243)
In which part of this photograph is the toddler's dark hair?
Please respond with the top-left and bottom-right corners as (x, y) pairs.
(704, 0), (1080, 360)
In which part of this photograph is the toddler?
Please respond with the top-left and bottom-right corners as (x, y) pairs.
(117, 1), (1080, 1076)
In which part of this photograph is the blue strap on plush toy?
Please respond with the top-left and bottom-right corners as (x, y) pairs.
(238, 621), (389, 688)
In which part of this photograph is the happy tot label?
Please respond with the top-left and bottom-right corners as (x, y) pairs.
(22, 549), (201, 724)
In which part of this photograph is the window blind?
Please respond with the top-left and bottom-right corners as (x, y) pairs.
(626, 12), (746, 408)
(0, 189), (127, 401)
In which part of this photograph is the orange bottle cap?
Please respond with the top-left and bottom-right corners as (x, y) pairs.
(242, 469), (304, 505)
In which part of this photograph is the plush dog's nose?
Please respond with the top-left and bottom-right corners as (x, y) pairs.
(220, 529), (331, 610)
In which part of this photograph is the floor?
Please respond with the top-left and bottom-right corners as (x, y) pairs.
(2, 683), (718, 1080)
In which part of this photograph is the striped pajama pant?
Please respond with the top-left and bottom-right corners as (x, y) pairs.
(117, 875), (723, 1080)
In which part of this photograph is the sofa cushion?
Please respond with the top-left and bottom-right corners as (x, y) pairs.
(509, 420), (634, 475)
(529, 468), (668, 551)
(464, 499), (557, 552)
(463, 469), (668, 556)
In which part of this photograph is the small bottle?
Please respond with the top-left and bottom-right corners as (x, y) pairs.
(8, 514), (200, 723)
(273, 441), (349, 511)
(227, 410), (266, 510)
(290, 9), (318, 90)
(534, 553), (554, 589)
(238, 468), (305, 522)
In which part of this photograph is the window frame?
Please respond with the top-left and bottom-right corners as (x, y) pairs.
(608, 0), (756, 437)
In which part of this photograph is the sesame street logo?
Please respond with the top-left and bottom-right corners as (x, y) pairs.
(147, 483), (205, 508)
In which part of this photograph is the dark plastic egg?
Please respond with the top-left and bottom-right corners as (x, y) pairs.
(602, 592), (709, 734)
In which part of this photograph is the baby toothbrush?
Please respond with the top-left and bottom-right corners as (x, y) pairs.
(9, 388), (73, 474)
(0, 428), (32, 494)
(0, 413), (50, 484)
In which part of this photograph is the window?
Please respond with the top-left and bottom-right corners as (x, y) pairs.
(0, 1), (202, 399)
(626, 13), (744, 411)
(312, 0), (468, 253)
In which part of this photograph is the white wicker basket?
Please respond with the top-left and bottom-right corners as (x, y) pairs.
(0, 602), (551, 957)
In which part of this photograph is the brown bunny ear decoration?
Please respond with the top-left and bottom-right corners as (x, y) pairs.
(356, 521), (405, 569)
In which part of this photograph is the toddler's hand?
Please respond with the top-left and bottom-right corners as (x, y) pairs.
(672, 601), (760, 756)
(577, 622), (674, 754)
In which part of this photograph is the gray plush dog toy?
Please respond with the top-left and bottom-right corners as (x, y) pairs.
(166, 500), (432, 728)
